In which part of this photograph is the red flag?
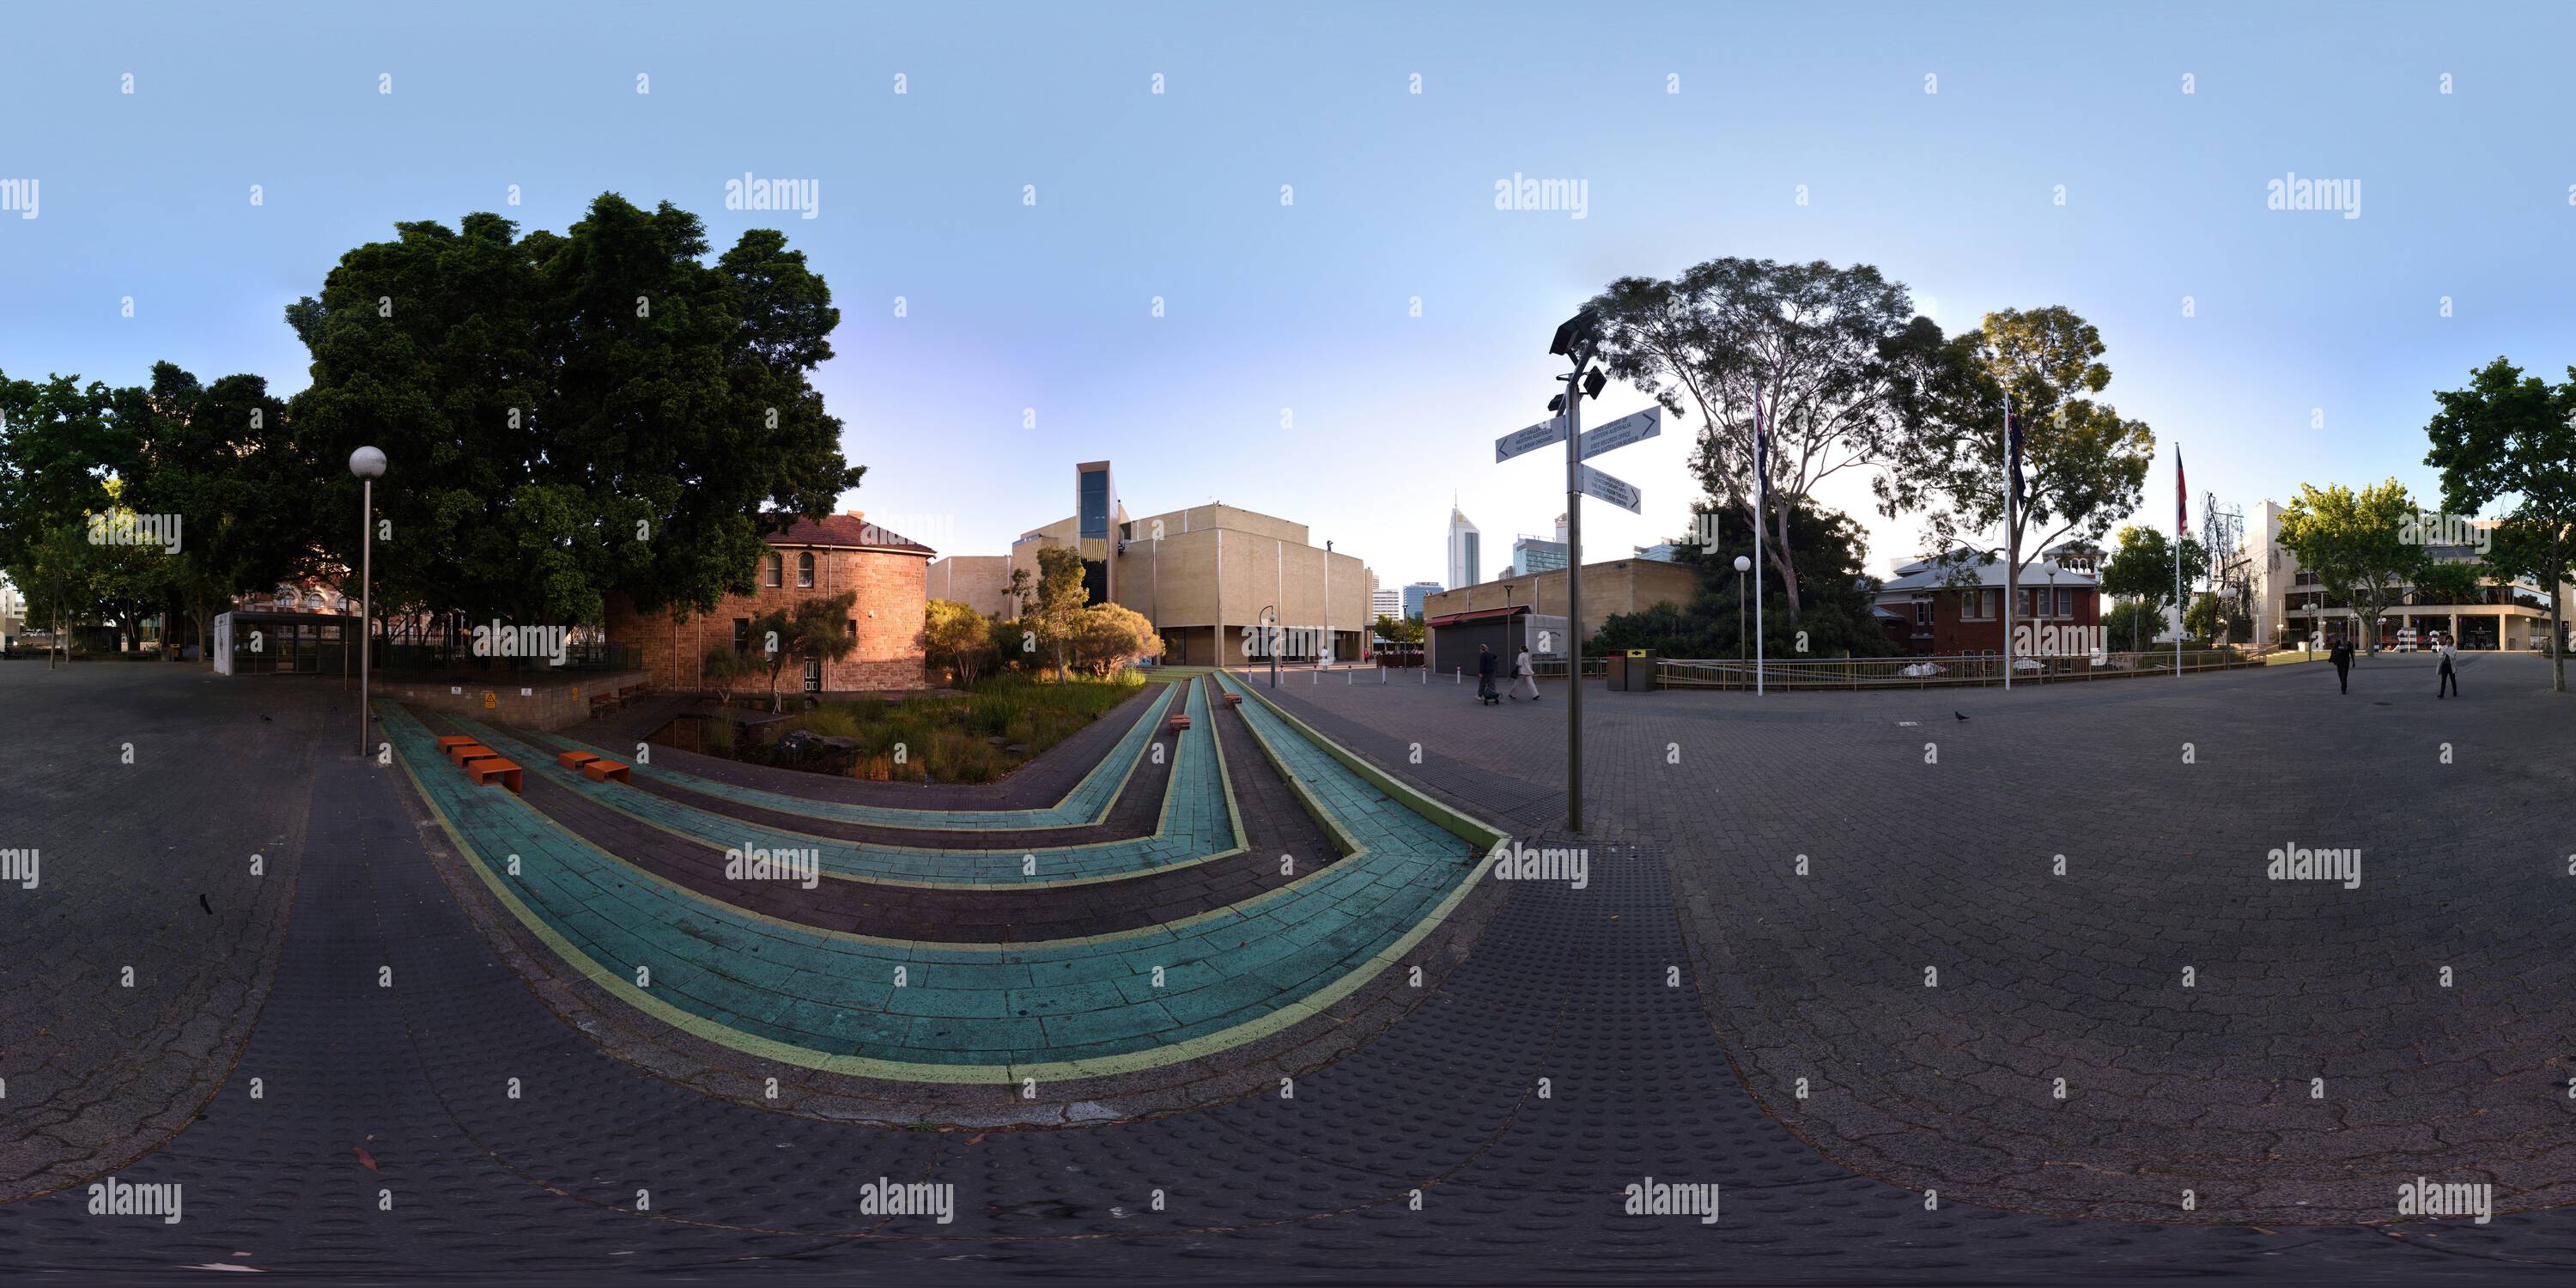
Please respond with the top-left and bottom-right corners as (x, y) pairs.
(2175, 447), (2187, 537)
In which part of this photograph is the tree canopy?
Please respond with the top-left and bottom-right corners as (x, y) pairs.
(282, 193), (861, 629)
(2275, 479), (2425, 654)
(2425, 355), (2576, 687)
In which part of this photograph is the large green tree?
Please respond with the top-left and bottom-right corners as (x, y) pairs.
(2424, 357), (2576, 688)
(1588, 258), (1923, 621)
(2275, 479), (2426, 654)
(1029, 545), (1089, 681)
(118, 363), (313, 658)
(1880, 306), (2158, 606)
(282, 193), (862, 634)
(1591, 501), (1893, 659)
(2099, 525), (2208, 651)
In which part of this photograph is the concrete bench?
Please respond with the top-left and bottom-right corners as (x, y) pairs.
(556, 750), (601, 770)
(580, 758), (632, 784)
(464, 756), (523, 793)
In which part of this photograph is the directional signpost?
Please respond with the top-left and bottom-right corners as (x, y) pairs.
(1494, 310), (1662, 833)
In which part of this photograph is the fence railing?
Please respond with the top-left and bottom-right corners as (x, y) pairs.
(1650, 649), (2256, 690)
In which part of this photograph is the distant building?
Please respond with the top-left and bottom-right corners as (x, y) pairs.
(1510, 536), (1568, 574)
(1422, 558), (1701, 672)
(945, 464), (1371, 667)
(2241, 501), (2571, 650)
(1401, 580), (1443, 620)
(1370, 586), (1403, 622)
(1870, 550), (2101, 659)
(1447, 507), (1482, 590)
(1631, 542), (1687, 563)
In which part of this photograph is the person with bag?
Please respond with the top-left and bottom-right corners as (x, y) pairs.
(1510, 647), (1539, 702)
(1476, 644), (1499, 705)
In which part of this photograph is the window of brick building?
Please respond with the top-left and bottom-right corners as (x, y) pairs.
(762, 551), (781, 587)
(732, 618), (750, 651)
(798, 552), (815, 587)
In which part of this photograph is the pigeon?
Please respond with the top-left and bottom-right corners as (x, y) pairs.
(198, 893), (213, 914)
(1953, 711), (1970, 721)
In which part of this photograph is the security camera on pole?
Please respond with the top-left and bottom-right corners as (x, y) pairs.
(1495, 307), (1658, 834)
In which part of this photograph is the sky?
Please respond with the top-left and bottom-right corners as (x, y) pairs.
(6, 1), (2574, 589)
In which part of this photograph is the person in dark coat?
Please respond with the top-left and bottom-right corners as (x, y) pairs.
(2436, 632), (2459, 698)
(2329, 635), (2354, 694)
(1476, 644), (1499, 704)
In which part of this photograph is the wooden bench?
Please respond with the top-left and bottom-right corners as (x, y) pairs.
(580, 758), (632, 784)
(463, 756), (523, 793)
(445, 742), (497, 766)
(1220, 692), (1242, 707)
(556, 750), (601, 770)
(1167, 714), (1193, 732)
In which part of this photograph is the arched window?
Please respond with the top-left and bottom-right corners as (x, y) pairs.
(762, 550), (782, 587)
(797, 552), (815, 588)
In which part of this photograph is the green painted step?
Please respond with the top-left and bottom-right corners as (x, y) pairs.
(379, 679), (1495, 1083)
(440, 672), (1236, 888)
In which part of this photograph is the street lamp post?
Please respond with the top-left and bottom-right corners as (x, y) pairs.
(1733, 555), (1752, 662)
(1260, 605), (1278, 689)
(349, 446), (386, 756)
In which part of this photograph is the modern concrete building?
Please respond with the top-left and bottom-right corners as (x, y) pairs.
(926, 554), (1016, 618)
(2241, 501), (2570, 650)
(1371, 586), (1403, 622)
(970, 465), (1374, 668)
(1448, 507), (1482, 591)
(1422, 556), (1700, 672)
(1401, 581), (1442, 620)
(606, 512), (935, 696)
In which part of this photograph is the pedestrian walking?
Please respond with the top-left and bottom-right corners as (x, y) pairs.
(2437, 632), (2459, 698)
(1510, 647), (1539, 701)
(1475, 644), (1499, 705)
(2329, 635), (2354, 694)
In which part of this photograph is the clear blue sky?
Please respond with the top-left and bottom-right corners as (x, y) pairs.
(6, 1), (2573, 587)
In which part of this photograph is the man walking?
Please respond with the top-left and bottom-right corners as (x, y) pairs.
(2436, 632), (2459, 698)
(1510, 646), (1539, 702)
(1475, 643), (1499, 705)
(2329, 634), (2354, 695)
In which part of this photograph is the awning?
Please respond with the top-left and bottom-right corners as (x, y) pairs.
(1425, 605), (1530, 629)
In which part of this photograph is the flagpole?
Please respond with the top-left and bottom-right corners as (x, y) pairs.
(1753, 386), (1765, 696)
(2174, 445), (2184, 677)
(2002, 385), (2014, 691)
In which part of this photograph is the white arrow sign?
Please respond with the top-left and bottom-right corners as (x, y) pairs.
(1578, 464), (1642, 513)
(1578, 405), (1661, 459)
(1494, 415), (1567, 464)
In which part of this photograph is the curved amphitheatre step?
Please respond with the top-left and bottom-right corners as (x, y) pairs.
(375, 672), (1505, 1092)
(420, 678), (1346, 944)
(541, 680), (1180, 830)
(434, 673), (1238, 888)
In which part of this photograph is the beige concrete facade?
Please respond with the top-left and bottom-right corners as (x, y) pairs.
(988, 502), (1373, 668)
(927, 555), (1015, 618)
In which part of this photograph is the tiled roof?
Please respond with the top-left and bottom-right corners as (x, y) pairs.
(761, 513), (935, 556)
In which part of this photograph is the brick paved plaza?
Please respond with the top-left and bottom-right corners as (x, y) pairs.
(5, 657), (2576, 1282)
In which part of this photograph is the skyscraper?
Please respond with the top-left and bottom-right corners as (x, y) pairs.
(1401, 581), (1443, 620)
(1370, 586), (1402, 621)
(1447, 506), (1481, 591)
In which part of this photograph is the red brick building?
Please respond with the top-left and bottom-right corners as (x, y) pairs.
(606, 512), (935, 696)
(1873, 550), (2102, 662)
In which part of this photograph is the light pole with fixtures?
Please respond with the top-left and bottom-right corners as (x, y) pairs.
(1260, 605), (1279, 689)
(349, 446), (386, 756)
(1734, 554), (1752, 661)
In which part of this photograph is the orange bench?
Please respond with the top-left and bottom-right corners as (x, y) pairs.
(1167, 714), (1192, 732)
(1220, 692), (1242, 707)
(580, 758), (632, 784)
(556, 750), (601, 770)
(463, 756), (523, 793)
(434, 735), (477, 751)
(446, 742), (497, 766)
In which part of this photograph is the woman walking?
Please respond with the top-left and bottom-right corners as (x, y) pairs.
(1510, 646), (1539, 701)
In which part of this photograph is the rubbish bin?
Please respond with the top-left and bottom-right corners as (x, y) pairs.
(1607, 649), (1656, 692)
